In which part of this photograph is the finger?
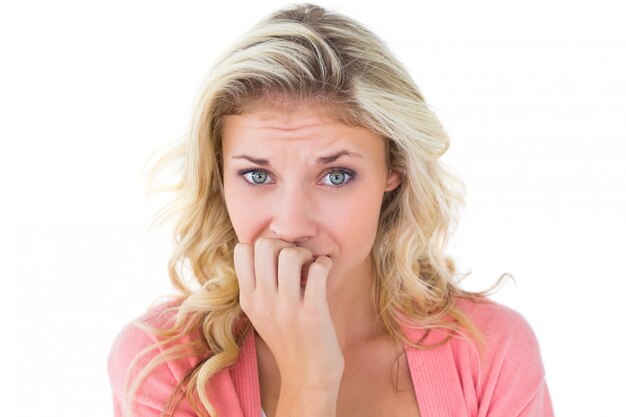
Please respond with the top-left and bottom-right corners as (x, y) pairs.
(303, 256), (333, 306)
(254, 238), (294, 294)
(278, 246), (313, 302)
(233, 242), (255, 295)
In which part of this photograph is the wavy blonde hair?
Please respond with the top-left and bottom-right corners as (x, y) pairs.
(125, 3), (499, 416)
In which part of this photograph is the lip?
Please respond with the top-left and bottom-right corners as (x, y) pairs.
(303, 255), (325, 269)
(301, 254), (330, 280)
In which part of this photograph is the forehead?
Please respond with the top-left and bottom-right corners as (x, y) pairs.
(221, 101), (384, 156)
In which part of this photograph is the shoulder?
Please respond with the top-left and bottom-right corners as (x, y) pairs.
(455, 296), (539, 346)
(450, 296), (544, 368)
(108, 301), (187, 381)
(107, 300), (201, 416)
(450, 297), (553, 415)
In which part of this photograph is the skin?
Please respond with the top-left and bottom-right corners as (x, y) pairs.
(222, 100), (404, 416)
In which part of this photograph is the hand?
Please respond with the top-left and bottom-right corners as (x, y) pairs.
(234, 238), (345, 390)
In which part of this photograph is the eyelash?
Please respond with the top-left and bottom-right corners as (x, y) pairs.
(237, 167), (356, 189)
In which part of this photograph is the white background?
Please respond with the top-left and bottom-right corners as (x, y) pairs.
(1, 0), (625, 416)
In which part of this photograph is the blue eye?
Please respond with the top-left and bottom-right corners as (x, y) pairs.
(238, 168), (355, 188)
(322, 169), (353, 187)
(241, 169), (271, 184)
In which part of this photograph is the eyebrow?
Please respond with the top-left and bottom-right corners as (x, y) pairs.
(231, 150), (363, 166)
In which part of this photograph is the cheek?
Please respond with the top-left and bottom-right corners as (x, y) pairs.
(227, 210), (256, 242)
(223, 184), (262, 242)
(328, 191), (383, 253)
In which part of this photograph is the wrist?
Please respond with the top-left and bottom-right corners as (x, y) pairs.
(279, 367), (344, 392)
(276, 383), (341, 417)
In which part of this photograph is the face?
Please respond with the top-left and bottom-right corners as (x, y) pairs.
(221, 101), (402, 294)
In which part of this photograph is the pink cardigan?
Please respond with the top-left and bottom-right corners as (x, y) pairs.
(108, 298), (553, 417)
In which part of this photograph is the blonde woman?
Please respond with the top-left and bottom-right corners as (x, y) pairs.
(108, 3), (553, 417)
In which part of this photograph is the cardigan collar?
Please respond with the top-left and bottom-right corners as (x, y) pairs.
(224, 323), (459, 417)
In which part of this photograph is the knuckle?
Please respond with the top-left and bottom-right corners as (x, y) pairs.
(279, 246), (299, 259)
(255, 238), (298, 255)
(312, 256), (332, 270)
(298, 246), (313, 258)
(254, 238), (273, 251)
(289, 246), (313, 260)
(308, 263), (324, 275)
(234, 242), (249, 258)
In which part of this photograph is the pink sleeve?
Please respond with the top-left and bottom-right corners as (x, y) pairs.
(107, 308), (200, 417)
(470, 302), (554, 417)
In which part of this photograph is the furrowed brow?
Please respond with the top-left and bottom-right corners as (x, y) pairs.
(231, 155), (269, 166)
(316, 150), (363, 164)
(231, 150), (363, 166)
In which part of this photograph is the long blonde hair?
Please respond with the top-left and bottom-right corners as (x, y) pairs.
(126, 3), (493, 416)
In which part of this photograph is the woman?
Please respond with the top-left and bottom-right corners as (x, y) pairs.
(108, 3), (553, 417)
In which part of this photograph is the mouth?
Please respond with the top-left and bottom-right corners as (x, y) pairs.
(301, 254), (329, 283)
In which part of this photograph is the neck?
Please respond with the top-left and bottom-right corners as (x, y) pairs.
(326, 255), (386, 351)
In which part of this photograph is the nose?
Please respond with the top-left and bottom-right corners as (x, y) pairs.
(268, 186), (317, 243)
